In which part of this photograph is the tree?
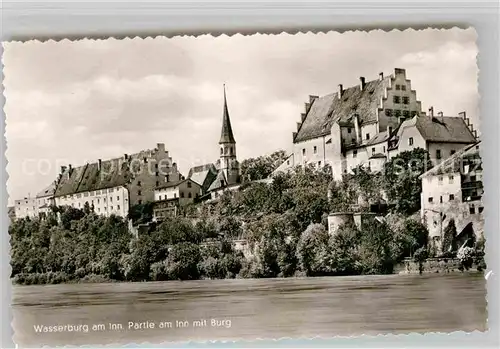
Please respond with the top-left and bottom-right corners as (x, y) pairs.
(442, 219), (458, 254)
(240, 150), (288, 183)
(296, 223), (332, 276)
(384, 148), (433, 214)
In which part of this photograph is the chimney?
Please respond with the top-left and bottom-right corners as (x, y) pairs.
(428, 106), (434, 117)
(60, 165), (67, 174)
(124, 154), (128, 160)
(437, 111), (443, 117)
(379, 72), (384, 81)
(98, 159), (102, 171)
(173, 162), (177, 169)
(459, 111), (466, 119)
(68, 164), (73, 174)
(301, 113), (306, 122)
(360, 77), (366, 90)
(338, 84), (344, 97)
(353, 114), (361, 143)
(157, 143), (165, 153)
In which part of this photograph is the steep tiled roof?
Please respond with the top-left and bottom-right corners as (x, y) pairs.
(394, 115), (477, 148)
(156, 178), (201, 190)
(54, 148), (167, 197)
(36, 181), (57, 198)
(188, 163), (218, 193)
(55, 158), (131, 197)
(294, 76), (391, 143)
(420, 142), (481, 178)
(207, 170), (227, 192)
(415, 116), (477, 143)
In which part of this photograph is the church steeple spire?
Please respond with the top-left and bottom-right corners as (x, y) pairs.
(219, 84), (236, 144)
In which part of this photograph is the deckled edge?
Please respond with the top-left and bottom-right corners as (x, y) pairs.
(2, 26), (489, 348)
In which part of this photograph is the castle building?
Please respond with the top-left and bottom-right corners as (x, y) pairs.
(187, 85), (241, 200)
(274, 68), (478, 180)
(419, 141), (484, 253)
(52, 143), (181, 217)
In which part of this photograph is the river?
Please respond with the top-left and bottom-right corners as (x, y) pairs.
(12, 273), (487, 347)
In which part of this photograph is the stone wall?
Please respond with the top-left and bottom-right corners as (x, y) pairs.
(395, 257), (479, 274)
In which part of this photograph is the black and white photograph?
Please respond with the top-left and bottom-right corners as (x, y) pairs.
(4, 27), (487, 347)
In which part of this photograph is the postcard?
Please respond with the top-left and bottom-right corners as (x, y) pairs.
(3, 28), (486, 347)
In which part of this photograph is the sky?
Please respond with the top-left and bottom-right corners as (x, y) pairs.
(3, 28), (479, 205)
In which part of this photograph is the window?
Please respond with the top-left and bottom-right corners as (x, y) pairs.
(188, 192), (192, 198)
(155, 163), (158, 169)
(393, 96), (400, 104)
(469, 205), (475, 214)
(372, 147), (375, 155)
(174, 193), (177, 198)
(318, 161), (322, 166)
(138, 200), (142, 205)
(166, 175), (170, 182)
(287, 160), (290, 165)
(313, 146), (317, 154)
(180, 192), (185, 198)
(138, 190), (142, 196)
(449, 194), (455, 201)
(450, 150), (456, 156)
(383, 146), (386, 153)
(347, 127), (352, 133)
(156, 181), (159, 187)
(403, 110), (410, 118)
(402, 96), (409, 104)
(470, 175), (477, 182)
(409, 137), (414, 146)
(448, 175), (454, 184)
(385, 109), (393, 116)
(104, 198), (106, 202)
(220, 148), (223, 155)
(440, 196), (443, 203)
(137, 181), (142, 186)
(97, 199), (100, 204)
(438, 176), (443, 185)
(353, 150), (358, 158)
(188, 181), (193, 188)
(302, 149), (306, 156)
(436, 149), (442, 159)
(428, 197), (433, 203)
(479, 207), (484, 213)
(98, 208), (101, 212)
(395, 109), (401, 117)
(395, 84), (401, 90)
(401, 85), (406, 91)
(117, 205), (120, 210)
(365, 133), (370, 140)
(110, 197), (113, 202)
(110, 206), (113, 211)
(143, 157), (148, 164)
(156, 171), (159, 177)
(159, 195), (162, 201)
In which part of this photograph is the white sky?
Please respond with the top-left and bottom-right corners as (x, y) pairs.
(3, 28), (479, 205)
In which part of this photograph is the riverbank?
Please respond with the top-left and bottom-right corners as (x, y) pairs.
(395, 257), (485, 275)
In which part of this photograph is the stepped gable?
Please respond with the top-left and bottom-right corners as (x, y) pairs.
(294, 75), (391, 143)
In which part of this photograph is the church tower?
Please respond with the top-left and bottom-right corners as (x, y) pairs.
(219, 85), (240, 185)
